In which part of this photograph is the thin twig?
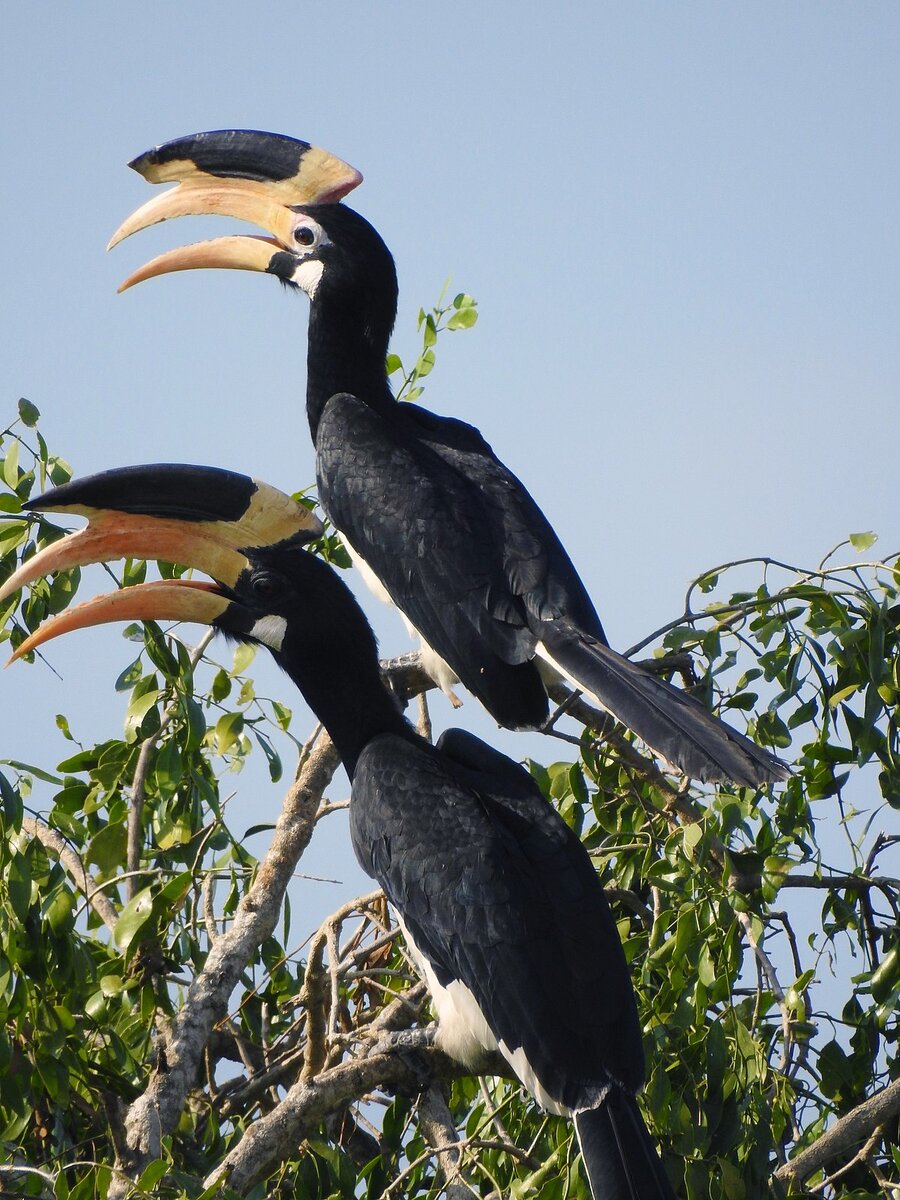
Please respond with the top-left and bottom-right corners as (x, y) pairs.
(22, 815), (118, 933)
(736, 912), (792, 1071)
(108, 733), (341, 1197)
(775, 1077), (900, 1187)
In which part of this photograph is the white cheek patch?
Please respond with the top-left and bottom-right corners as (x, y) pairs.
(292, 258), (325, 298)
(249, 615), (288, 651)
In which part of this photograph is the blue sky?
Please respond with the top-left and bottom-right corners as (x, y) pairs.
(3, 5), (899, 917)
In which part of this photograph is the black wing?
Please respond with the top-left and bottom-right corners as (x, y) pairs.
(316, 394), (604, 728)
(350, 728), (644, 1111)
(320, 394), (788, 783)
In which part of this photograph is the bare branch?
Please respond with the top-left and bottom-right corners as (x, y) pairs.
(23, 815), (118, 933)
(775, 1076), (900, 1187)
(736, 912), (792, 1072)
(416, 1083), (471, 1199)
(108, 734), (341, 1197)
(808, 1124), (885, 1193)
(299, 927), (328, 1083)
(204, 1031), (510, 1193)
(778, 872), (900, 894)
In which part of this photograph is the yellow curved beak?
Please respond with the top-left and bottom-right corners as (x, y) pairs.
(8, 580), (229, 663)
(109, 132), (362, 291)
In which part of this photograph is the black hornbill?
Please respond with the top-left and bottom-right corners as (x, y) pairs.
(3, 465), (676, 1200)
(108, 129), (788, 789)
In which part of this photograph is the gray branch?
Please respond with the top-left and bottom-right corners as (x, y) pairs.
(23, 815), (118, 933)
(774, 1076), (900, 1187)
(416, 1083), (471, 1199)
(109, 734), (341, 1196)
(204, 1031), (509, 1193)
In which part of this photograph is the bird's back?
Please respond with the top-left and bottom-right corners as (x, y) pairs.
(350, 726), (645, 1112)
(316, 393), (605, 728)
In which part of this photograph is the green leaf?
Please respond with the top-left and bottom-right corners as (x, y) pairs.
(214, 711), (244, 754)
(114, 887), (155, 950)
(682, 823), (703, 858)
(45, 886), (74, 934)
(137, 1160), (170, 1191)
(125, 688), (161, 741)
(87, 823), (127, 876)
(0, 769), (23, 826)
(232, 641), (256, 675)
(2, 758), (65, 785)
(7, 852), (33, 921)
(114, 656), (143, 691)
(848, 530), (877, 552)
(446, 306), (479, 330)
(254, 731), (283, 783)
(100, 974), (125, 997)
(210, 667), (232, 702)
(55, 712), (75, 741)
(2, 439), (20, 489)
(17, 398), (40, 427)
(184, 696), (206, 749)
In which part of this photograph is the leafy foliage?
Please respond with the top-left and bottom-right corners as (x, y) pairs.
(0, 305), (897, 1200)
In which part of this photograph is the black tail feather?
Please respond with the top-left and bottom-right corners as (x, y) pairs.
(575, 1092), (676, 1200)
(539, 621), (789, 787)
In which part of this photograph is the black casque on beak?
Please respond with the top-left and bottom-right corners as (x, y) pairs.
(1, 464), (323, 660)
(109, 129), (362, 291)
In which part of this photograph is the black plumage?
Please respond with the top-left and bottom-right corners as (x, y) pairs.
(10, 463), (676, 1199)
(270, 203), (787, 786)
(201, 536), (677, 1200)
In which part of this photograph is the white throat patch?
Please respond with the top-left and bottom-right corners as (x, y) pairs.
(249, 615), (288, 651)
(292, 259), (325, 298)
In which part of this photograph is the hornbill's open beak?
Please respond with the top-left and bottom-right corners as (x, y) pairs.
(109, 129), (361, 291)
(1, 464), (321, 661)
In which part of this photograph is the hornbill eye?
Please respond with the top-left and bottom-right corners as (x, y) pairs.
(250, 572), (281, 600)
(293, 225), (317, 248)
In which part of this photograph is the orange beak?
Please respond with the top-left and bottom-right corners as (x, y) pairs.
(8, 579), (230, 663)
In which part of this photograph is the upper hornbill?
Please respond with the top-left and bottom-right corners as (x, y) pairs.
(108, 129), (788, 788)
(3, 464), (677, 1200)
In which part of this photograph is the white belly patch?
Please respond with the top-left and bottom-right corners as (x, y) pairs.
(394, 912), (567, 1114)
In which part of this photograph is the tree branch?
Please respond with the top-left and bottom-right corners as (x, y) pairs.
(775, 1076), (900, 1187)
(204, 1031), (509, 1194)
(108, 734), (341, 1197)
(23, 815), (118, 933)
(416, 1083), (470, 1199)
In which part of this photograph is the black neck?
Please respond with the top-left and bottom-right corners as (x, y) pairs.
(305, 280), (397, 440)
(271, 586), (414, 780)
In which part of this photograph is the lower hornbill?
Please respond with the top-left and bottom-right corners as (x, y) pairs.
(3, 464), (677, 1200)
(108, 129), (788, 788)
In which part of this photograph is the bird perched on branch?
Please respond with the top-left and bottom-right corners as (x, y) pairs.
(108, 129), (788, 789)
(3, 463), (677, 1200)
